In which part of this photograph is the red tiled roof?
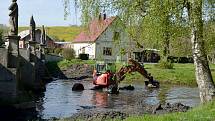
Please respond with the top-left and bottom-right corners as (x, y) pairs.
(73, 17), (116, 43)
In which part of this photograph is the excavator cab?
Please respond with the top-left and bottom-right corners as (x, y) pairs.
(92, 62), (116, 88)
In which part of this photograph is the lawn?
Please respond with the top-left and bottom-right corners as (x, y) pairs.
(122, 63), (215, 86)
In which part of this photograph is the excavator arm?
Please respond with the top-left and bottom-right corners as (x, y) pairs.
(115, 58), (158, 87)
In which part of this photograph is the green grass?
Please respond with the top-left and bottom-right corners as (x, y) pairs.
(19, 26), (83, 41)
(126, 100), (215, 121)
(122, 63), (215, 86)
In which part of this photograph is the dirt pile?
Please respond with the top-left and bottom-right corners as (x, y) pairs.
(69, 102), (190, 121)
(51, 64), (94, 80)
(62, 64), (93, 79)
(152, 103), (190, 114)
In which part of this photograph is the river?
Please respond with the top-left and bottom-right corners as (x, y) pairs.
(35, 79), (200, 119)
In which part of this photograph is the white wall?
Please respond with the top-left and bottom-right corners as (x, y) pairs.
(95, 19), (131, 63)
(73, 43), (96, 59)
(73, 18), (133, 62)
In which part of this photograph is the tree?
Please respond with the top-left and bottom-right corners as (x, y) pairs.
(188, 0), (215, 102)
(64, 0), (215, 102)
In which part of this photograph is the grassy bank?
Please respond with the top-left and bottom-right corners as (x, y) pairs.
(19, 26), (83, 41)
(123, 63), (215, 86)
(126, 100), (215, 121)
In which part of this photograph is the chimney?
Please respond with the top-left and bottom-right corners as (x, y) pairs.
(99, 13), (102, 21)
(103, 13), (106, 20)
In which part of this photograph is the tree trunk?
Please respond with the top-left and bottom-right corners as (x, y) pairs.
(190, 0), (215, 103)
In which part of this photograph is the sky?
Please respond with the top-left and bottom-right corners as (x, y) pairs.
(0, 0), (81, 26)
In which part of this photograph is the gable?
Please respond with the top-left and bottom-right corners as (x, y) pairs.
(73, 17), (116, 43)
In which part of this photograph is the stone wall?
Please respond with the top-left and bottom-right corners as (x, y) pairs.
(19, 49), (35, 90)
(0, 48), (8, 66)
(0, 48), (18, 99)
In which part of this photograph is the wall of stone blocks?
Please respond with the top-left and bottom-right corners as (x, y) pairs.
(0, 48), (8, 67)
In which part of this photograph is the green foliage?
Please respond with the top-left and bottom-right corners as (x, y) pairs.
(156, 60), (174, 69)
(120, 48), (126, 55)
(19, 26), (83, 41)
(64, 0), (214, 58)
(62, 48), (76, 60)
(54, 48), (63, 55)
(46, 48), (55, 54)
(126, 100), (215, 121)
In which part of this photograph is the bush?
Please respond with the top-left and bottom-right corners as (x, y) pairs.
(54, 48), (63, 55)
(46, 48), (54, 54)
(62, 48), (75, 60)
(156, 60), (174, 69)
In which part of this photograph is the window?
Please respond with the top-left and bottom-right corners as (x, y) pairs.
(103, 47), (112, 56)
(113, 32), (120, 41)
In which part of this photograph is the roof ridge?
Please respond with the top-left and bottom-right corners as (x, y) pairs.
(73, 16), (117, 43)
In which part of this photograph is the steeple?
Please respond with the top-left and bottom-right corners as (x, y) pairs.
(41, 25), (46, 45)
(29, 15), (36, 42)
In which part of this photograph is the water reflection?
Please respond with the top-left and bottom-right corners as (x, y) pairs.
(36, 79), (200, 119)
(92, 91), (108, 108)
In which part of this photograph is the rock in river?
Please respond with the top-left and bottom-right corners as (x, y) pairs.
(72, 83), (84, 91)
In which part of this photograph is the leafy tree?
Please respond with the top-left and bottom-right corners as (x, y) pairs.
(63, 0), (215, 102)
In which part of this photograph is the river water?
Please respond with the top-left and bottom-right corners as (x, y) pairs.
(36, 79), (200, 119)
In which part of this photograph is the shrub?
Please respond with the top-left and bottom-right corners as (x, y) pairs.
(54, 48), (63, 55)
(62, 48), (75, 60)
(156, 60), (174, 69)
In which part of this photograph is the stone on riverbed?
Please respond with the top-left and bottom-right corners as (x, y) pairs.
(72, 83), (84, 91)
(152, 102), (190, 114)
(119, 85), (135, 90)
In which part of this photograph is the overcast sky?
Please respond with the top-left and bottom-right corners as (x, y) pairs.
(0, 0), (81, 26)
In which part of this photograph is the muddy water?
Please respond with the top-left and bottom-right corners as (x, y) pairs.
(36, 80), (200, 119)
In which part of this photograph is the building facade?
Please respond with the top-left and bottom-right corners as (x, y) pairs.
(73, 16), (133, 63)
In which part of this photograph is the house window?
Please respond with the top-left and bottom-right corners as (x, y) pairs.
(113, 32), (120, 41)
(103, 47), (112, 56)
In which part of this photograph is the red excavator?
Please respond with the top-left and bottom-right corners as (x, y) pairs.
(92, 58), (159, 93)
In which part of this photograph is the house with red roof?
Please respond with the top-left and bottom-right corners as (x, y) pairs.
(18, 29), (55, 48)
(73, 14), (133, 62)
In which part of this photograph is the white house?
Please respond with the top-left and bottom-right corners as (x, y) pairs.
(18, 29), (55, 48)
(73, 15), (134, 63)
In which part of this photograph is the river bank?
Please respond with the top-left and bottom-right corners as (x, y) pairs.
(46, 59), (215, 86)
